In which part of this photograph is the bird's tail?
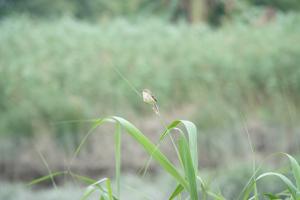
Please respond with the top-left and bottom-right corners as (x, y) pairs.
(152, 103), (160, 115)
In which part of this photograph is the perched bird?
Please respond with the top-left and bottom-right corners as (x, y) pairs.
(142, 89), (159, 114)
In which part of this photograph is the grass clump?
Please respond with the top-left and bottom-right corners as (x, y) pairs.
(30, 116), (204, 199)
(30, 116), (300, 200)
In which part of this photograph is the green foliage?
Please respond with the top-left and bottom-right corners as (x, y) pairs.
(0, 0), (75, 18)
(1, 15), (300, 137)
(1, 0), (300, 22)
(246, 153), (300, 200)
(0, 0), (172, 20)
(247, 0), (300, 11)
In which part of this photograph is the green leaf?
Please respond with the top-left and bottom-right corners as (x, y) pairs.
(81, 186), (97, 200)
(28, 171), (67, 186)
(239, 177), (256, 200)
(257, 172), (299, 199)
(73, 119), (105, 157)
(110, 116), (188, 189)
(114, 122), (121, 198)
(264, 193), (281, 200)
(283, 153), (300, 189)
(178, 134), (198, 200)
(168, 184), (184, 200)
(180, 120), (198, 171)
(160, 120), (198, 174)
(83, 177), (116, 200)
(105, 178), (113, 200)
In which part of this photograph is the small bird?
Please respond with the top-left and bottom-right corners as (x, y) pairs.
(142, 89), (159, 114)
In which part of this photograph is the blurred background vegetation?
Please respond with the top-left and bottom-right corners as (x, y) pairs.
(0, 0), (300, 199)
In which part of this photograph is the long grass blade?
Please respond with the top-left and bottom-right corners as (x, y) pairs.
(81, 186), (97, 200)
(73, 119), (105, 157)
(240, 177), (256, 200)
(114, 122), (121, 198)
(256, 172), (299, 199)
(110, 116), (189, 189)
(160, 120), (198, 171)
(282, 153), (300, 189)
(178, 133), (198, 200)
(28, 171), (67, 186)
(106, 178), (114, 200)
(180, 120), (198, 171)
(70, 173), (104, 191)
(168, 184), (184, 200)
(36, 149), (57, 189)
